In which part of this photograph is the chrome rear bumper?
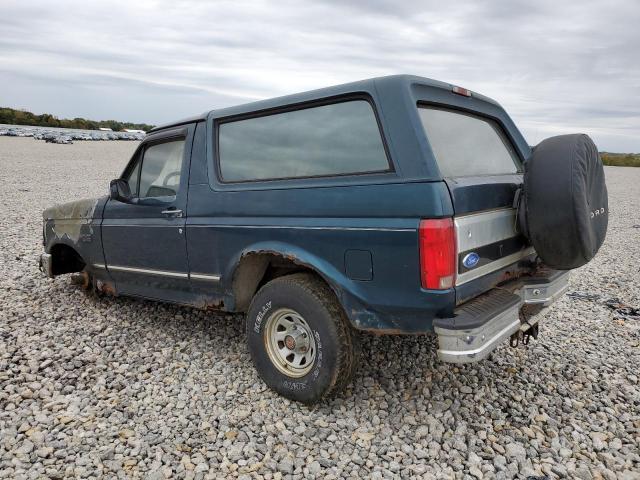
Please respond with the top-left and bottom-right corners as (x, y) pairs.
(434, 270), (570, 363)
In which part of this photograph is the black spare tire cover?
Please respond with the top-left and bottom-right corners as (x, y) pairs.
(521, 134), (608, 270)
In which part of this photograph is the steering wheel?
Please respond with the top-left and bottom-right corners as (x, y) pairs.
(163, 171), (180, 186)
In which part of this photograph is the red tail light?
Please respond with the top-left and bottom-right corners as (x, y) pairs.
(419, 218), (456, 289)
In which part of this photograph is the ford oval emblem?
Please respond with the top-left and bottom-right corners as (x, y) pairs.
(463, 252), (480, 269)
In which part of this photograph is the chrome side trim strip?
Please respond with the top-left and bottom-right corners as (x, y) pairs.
(454, 208), (517, 253)
(107, 265), (189, 279)
(186, 225), (415, 232)
(190, 273), (221, 282)
(456, 247), (535, 285)
(96, 264), (221, 282)
(102, 224), (413, 232)
(102, 224), (187, 228)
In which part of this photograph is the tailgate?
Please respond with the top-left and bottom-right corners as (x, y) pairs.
(447, 175), (534, 289)
(417, 105), (536, 303)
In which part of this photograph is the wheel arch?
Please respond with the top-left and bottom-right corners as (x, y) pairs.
(48, 241), (86, 276)
(225, 241), (353, 314)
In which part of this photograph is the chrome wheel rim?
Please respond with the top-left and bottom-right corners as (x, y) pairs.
(264, 308), (316, 378)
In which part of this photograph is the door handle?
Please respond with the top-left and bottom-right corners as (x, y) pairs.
(161, 208), (183, 218)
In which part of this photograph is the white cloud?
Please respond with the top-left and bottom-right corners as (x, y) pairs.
(1, 0), (639, 151)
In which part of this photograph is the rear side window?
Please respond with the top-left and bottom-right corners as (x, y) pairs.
(418, 106), (520, 177)
(218, 99), (390, 182)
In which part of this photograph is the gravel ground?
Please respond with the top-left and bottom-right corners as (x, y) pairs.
(0, 136), (639, 480)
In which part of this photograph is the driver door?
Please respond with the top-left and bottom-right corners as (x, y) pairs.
(102, 125), (193, 301)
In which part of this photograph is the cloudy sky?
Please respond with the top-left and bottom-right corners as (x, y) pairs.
(1, 0), (639, 151)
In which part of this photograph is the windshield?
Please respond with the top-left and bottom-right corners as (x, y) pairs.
(418, 106), (521, 177)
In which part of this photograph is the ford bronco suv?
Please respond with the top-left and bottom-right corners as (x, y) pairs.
(39, 75), (608, 404)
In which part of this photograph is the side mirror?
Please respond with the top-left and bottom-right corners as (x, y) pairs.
(109, 179), (132, 203)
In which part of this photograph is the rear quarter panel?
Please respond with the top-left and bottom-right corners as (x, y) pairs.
(186, 181), (454, 332)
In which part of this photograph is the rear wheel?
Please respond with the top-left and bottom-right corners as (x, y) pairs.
(246, 273), (358, 404)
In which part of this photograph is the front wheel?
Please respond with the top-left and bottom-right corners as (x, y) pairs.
(246, 273), (358, 404)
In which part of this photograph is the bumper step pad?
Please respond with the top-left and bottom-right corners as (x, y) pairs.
(434, 289), (520, 331)
(434, 270), (570, 363)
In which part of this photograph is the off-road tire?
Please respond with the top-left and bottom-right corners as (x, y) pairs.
(246, 273), (358, 404)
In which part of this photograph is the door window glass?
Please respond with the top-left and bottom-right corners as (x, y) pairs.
(124, 157), (141, 196)
(139, 140), (185, 198)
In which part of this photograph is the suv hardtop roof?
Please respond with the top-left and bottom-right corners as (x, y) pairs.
(149, 74), (500, 133)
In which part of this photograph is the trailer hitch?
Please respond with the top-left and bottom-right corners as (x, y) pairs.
(510, 323), (539, 348)
(522, 323), (539, 345)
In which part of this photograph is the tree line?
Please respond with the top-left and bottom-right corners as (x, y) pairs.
(600, 153), (640, 167)
(0, 107), (154, 132)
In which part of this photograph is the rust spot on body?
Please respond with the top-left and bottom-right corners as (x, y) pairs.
(195, 296), (225, 311)
(96, 280), (117, 296)
(359, 327), (412, 336)
(498, 270), (516, 283)
(70, 271), (91, 290)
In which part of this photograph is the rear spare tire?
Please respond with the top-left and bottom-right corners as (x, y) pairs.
(520, 134), (608, 270)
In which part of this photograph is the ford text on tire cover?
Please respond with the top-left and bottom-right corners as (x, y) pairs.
(39, 75), (608, 404)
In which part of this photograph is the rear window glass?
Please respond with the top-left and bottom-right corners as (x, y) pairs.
(218, 100), (390, 182)
(418, 106), (520, 177)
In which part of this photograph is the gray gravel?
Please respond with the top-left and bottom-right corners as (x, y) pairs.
(1, 136), (639, 479)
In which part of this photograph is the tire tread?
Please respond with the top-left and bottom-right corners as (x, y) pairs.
(247, 272), (358, 403)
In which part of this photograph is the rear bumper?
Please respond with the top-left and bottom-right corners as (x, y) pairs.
(434, 269), (570, 363)
(39, 253), (53, 278)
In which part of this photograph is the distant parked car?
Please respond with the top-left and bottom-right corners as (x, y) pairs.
(45, 135), (73, 144)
